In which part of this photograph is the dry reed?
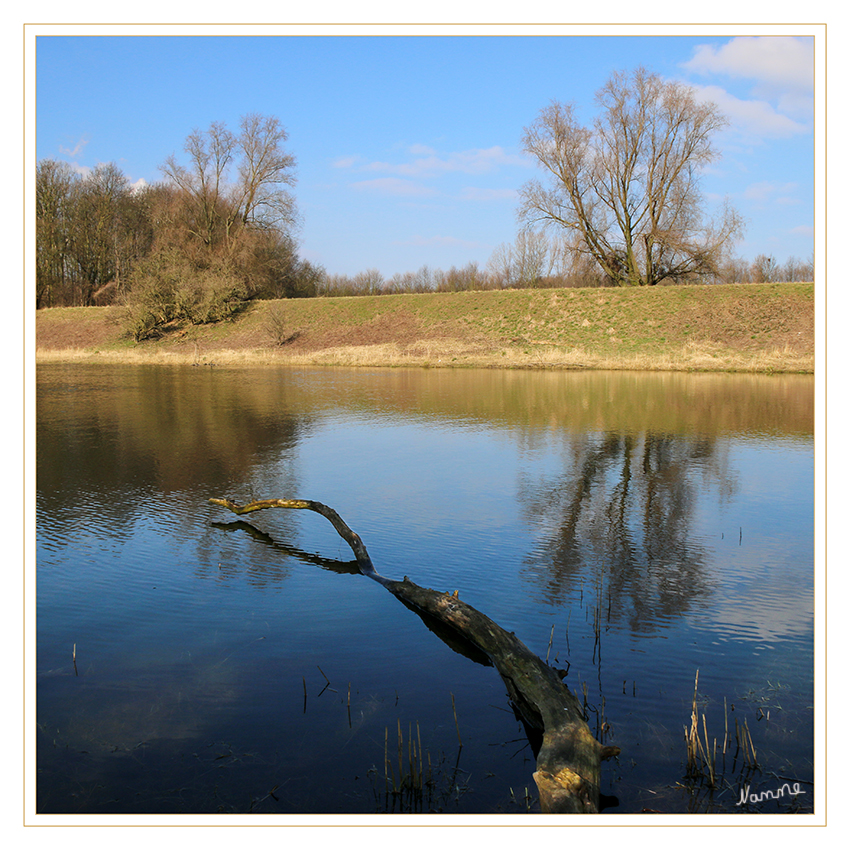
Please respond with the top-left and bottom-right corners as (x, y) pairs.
(684, 669), (759, 791)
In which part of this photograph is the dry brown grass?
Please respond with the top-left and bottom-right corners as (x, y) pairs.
(34, 340), (813, 373)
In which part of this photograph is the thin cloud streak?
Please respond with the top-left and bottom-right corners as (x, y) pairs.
(346, 145), (530, 178)
(349, 177), (438, 197)
(743, 180), (800, 203)
(58, 135), (89, 158)
(396, 234), (486, 250)
(459, 186), (517, 202)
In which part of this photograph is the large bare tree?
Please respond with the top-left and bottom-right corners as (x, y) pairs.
(520, 67), (744, 286)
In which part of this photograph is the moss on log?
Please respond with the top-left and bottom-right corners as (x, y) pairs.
(209, 496), (619, 813)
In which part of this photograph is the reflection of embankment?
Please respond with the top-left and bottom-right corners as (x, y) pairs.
(220, 367), (813, 439)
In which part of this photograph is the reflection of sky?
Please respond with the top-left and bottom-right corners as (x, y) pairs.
(692, 439), (814, 644)
(292, 412), (560, 623)
(296, 414), (528, 538)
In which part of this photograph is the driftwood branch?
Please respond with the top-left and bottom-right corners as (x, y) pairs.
(209, 496), (620, 813)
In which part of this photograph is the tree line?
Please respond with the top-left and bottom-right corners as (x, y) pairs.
(36, 70), (813, 337)
(315, 242), (812, 299)
(36, 114), (322, 339)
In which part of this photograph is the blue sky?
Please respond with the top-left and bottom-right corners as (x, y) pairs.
(34, 30), (817, 279)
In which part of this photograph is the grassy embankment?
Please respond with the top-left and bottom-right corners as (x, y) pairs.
(35, 282), (815, 373)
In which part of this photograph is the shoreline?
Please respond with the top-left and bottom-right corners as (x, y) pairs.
(34, 343), (814, 374)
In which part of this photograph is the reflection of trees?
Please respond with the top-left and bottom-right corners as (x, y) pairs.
(36, 364), (309, 531)
(523, 432), (733, 631)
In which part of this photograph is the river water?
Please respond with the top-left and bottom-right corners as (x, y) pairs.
(35, 364), (816, 817)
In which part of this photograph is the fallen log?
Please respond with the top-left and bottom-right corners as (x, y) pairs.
(209, 496), (620, 813)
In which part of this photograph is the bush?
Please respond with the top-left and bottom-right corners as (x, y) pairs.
(121, 250), (182, 340)
(264, 302), (302, 346)
(122, 249), (247, 340)
(174, 266), (247, 325)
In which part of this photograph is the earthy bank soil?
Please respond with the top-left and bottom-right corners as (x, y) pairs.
(35, 282), (815, 373)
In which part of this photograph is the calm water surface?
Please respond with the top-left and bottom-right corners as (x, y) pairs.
(36, 364), (815, 815)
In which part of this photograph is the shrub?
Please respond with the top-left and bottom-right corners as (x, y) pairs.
(121, 250), (183, 340)
(174, 265), (247, 324)
(264, 302), (302, 346)
(122, 249), (247, 340)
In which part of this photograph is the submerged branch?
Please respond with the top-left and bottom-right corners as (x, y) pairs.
(209, 496), (620, 813)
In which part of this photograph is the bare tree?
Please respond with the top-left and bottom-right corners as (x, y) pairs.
(162, 122), (236, 247)
(487, 231), (557, 288)
(486, 241), (515, 288)
(234, 113), (297, 231)
(520, 68), (744, 286)
(780, 254), (814, 283)
(437, 261), (487, 292)
(161, 113), (296, 251)
(36, 160), (155, 307)
(548, 232), (608, 287)
(67, 163), (149, 306)
(750, 254), (779, 283)
(513, 230), (553, 287)
(352, 268), (385, 295)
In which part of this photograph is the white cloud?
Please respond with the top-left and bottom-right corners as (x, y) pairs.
(408, 143), (437, 156)
(69, 162), (92, 178)
(332, 155), (360, 169)
(694, 84), (808, 139)
(683, 37), (813, 94)
(790, 224), (814, 238)
(683, 36), (814, 130)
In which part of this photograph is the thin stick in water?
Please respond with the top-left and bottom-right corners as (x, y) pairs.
(451, 692), (462, 747)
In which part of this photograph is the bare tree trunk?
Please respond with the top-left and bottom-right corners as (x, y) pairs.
(209, 497), (620, 813)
